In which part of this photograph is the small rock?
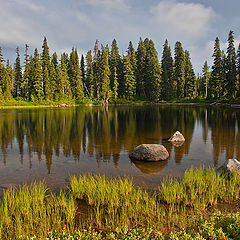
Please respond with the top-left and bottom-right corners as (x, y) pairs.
(168, 131), (185, 143)
(218, 159), (240, 174)
(129, 144), (169, 162)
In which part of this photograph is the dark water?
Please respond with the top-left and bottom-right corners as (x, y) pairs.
(0, 105), (240, 191)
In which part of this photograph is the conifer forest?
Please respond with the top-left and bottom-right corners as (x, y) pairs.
(0, 30), (240, 104)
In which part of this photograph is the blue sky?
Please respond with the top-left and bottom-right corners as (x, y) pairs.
(0, 0), (239, 73)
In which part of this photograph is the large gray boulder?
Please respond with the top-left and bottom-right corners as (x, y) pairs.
(168, 131), (185, 143)
(218, 159), (240, 174)
(129, 144), (169, 162)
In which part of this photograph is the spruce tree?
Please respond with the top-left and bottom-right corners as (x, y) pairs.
(23, 44), (30, 99)
(127, 41), (137, 74)
(14, 47), (23, 97)
(41, 37), (52, 100)
(100, 45), (111, 103)
(202, 61), (210, 98)
(173, 42), (185, 98)
(226, 30), (237, 97)
(109, 39), (122, 98)
(209, 37), (224, 98)
(85, 50), (94, 99)
(32, 48), (43, 100)
(236, 44), (240, 96)
(93, 40), (101, 100)
(123, 54), (136, 100)
(184, 50), (196, 98)
(161, 39), (174, 100)
(58, 54), (72, 100)
(136, 38), (147, 98)
(144, 39), (162, 102)
(2, 60), (13, 99)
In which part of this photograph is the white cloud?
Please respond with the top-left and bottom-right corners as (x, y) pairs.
(150, 1), (215, 38)
(79, 0), (130, 11)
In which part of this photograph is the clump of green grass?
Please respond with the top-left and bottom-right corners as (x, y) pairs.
(0, 182), (76, 239)
(159, 167), (240, 210)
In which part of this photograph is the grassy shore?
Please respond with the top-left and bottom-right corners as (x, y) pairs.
(2, 97), (240, 109)
(1, 167), (240, 239)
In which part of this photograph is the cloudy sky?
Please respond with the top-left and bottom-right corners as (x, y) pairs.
(0, 0), (239, 73)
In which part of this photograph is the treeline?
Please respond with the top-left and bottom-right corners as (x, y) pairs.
(0, 31), (239, 103)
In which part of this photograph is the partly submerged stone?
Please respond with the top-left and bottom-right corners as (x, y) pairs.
(168, 131), (185, 143)
(218, 159), (240, 174)
(129, 144), (169, 162)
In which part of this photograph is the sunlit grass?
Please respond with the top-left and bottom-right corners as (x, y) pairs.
(1, 167), (240, 238)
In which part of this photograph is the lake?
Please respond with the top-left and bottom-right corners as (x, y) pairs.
(0, 105), (239, 193)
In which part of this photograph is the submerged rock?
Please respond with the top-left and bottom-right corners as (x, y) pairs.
(218, 159), (240, 174)
(168, 131), (185, 143)
(129, 144), (169, 162)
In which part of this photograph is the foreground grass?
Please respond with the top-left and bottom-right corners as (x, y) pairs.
(1, 167), (240, 239)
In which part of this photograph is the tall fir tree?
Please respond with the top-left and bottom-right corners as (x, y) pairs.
(14, 47), (23, 97)
(184, 50), (196, 98)
(136, 38), (147, 98)
(144, 39), (162, 102)
(57, 54), (72, 100)
(123, 54), (136, 100)
(209, 37), (224, 98)
(173, 42), (185, 98)
(41, 37), (52, 100)
(161, 39), (174, 100)
(236, 44), (240, 96)
(226, 30), (237, 97)
(23, 44), (30, 99)
(3, 60), (13, 99)
(85, 50), (94, 99)
(127, 41), (137, 74)
(109, 39), (122, 98)
(32, 48), (43, 100)
(100, 45), (111, 103)
(0, 47), (4, 97)
(201, 61), (210, 98)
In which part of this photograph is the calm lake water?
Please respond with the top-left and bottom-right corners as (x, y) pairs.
(0, 105), (240, 192)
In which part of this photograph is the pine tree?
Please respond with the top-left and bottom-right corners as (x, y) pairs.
(100, 45), (111, 103)
(144, 39), (162, 102)
(136, 38), (147, 98)
(93, 40), (101, 100)
(0, 47), (4, 97)
(209, 37), (224, 98)
(85, 50), (94, 99)
(2, 60), (13, 99)
(14, 47), (23, 97)
(184, 50), (196, 98)
(81, 54), (87, 95)
(123, 54), (136, 100)
(173, 42), (185, 98)
(127, 41), (137, 74)
(236, 44), (240, 96)
(226, 30), (237, 97)
(32, 48), (43, 100)
(161, 39), (174, 100)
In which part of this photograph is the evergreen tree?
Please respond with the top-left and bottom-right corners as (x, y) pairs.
(14, 47), (23, 97)
(123, 55), (136, 100)
(109, 39), (122, 98)
(0, 47), (4, 97)
(209, 37), (224, 98)
(32, 48), (43, 100)
(144, 39), (162, 102)
(236, 44), (240, 96)
(23, 44), (30, 99)
(201, 61), (210, 98)
(41, 37), (52, 100)
(173, 42), (185, 98)
(100, 45), (111, 103)
(226, 30), (237, 97)
(2, 60), (13, 99)
(68, 48), (84, 99)
(85, 50), (94, 98)
(127, 41), (137, 74)
(184, 50), (196, 98)
(161, 39), (174, 100)
(93, 40), (101, 100)
(57, 54), (72, 100)
(81, 54), (87, 95)
(52, 52), (58, 70)
(136, 38), (147, 98)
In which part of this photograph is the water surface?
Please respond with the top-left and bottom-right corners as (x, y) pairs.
(0, 105), (239, 192)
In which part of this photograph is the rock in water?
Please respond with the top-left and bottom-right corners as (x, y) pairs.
(168, 131), (185, 143)
(218, 159), (240, 174)
(129, 144), (169, 162)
